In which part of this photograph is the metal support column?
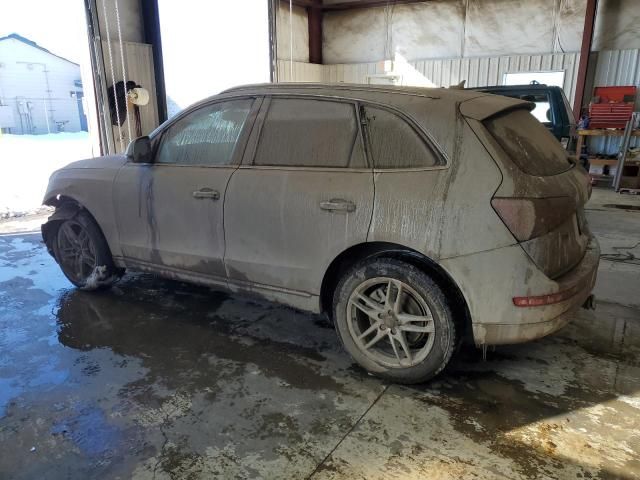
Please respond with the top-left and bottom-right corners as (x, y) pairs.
(308, 0), (322, 64)
(141, 0), (168, 124)
(573, 0), (598, 122)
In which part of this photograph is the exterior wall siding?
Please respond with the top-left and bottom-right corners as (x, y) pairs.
(0, 38), (86, 134)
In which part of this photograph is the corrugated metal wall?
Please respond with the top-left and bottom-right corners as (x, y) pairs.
(278, 49), (639, 154)
(279, 52), (579, 103)
(276, 60), (323, 82)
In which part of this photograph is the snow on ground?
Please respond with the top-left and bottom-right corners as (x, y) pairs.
(0, 132), (93, 218)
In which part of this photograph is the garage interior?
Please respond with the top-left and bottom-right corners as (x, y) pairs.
(1, 0), (640, 479)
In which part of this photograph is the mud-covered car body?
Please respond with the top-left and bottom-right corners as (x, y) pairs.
(43, 83), (598, 348)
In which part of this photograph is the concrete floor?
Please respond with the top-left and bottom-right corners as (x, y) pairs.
(0, 188), (639, 479)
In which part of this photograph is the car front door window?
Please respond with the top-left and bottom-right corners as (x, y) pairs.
(156, 99), (253, 166)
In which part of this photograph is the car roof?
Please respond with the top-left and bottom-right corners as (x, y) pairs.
(221, 82), (488, 103)
(470, 84), (561, 91)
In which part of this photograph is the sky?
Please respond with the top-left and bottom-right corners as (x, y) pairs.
(0, 0), (90, 65)
(1, 0), (271, 114)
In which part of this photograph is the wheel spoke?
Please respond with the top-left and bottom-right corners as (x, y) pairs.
(357, 321), (381, 340)
(74, 253), (84, 277)
(81, 255), (95, 269)
(399, 323), (434, 334)
(384, 280), (403, 313)
(77, 230), (90, 249)
(388, 334), (402, 363)
(394, 331), (413, 364)
(397, 313), (432, 324)
(363, 329), (386, 350)
(350, 292), (383, 319)
(61, 223), (78, 245)
(59, 247), (77, 260)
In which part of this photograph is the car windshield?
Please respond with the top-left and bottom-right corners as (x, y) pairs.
(485, 107), (572, 176)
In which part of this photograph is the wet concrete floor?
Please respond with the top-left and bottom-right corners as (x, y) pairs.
(1, 188), (639, 479)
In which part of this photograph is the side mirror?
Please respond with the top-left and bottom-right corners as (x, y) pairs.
(126, 136), (152, 163)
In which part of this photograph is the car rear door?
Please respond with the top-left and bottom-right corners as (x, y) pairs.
(113, 97), (259, 279)
(223, 96), (374, 302)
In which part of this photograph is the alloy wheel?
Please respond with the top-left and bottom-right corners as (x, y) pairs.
(56, 220), (97, 284)
(346, 277), (436, 368)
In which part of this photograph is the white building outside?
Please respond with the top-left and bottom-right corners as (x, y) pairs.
(0, 33), (87, 134)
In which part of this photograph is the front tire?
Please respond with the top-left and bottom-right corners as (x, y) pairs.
(333, 258), (456, 384)
(51, 210), (121, 291)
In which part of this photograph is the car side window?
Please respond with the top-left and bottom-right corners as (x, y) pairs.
(364, 106), (439, 169)
(155, 99), (253, 166)
(254, 98), (365, 168)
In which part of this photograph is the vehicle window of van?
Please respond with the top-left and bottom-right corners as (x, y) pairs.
(156, 99), (253, 166)
(519, 93), (552, 124)
(364, 106), (439, 169)
(254, 98), (364, 168)
(485, 108), (571, 176)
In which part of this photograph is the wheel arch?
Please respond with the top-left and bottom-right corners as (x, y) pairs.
(41, 195), (104, 256)
(320, 242), (473, 343)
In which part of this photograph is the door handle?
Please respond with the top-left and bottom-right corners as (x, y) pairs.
(319, 199), (356, 213)
(193, 188), (220, 200)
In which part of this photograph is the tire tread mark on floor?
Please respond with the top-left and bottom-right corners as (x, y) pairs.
(306, 384), (389, 479)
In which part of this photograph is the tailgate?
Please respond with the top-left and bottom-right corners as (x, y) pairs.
(464, 100), (592, 279)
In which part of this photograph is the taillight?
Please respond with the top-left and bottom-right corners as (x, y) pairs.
(491, 197), (576, 242)
(513, 287), (578, 307)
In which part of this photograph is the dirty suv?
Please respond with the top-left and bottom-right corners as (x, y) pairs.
(42, 83), (599, 384)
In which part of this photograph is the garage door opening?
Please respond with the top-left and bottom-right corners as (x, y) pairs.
(158, 0), (270, 118)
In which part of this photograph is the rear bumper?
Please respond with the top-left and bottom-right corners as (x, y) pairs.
(471, 236), (599, 345)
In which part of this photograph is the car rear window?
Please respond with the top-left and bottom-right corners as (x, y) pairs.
(485, 108), (571, 176)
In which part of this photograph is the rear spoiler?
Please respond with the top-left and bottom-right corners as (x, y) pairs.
(459, 95), (534, 121)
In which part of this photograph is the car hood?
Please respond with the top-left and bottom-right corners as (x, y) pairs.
(63, 154), (128, 170)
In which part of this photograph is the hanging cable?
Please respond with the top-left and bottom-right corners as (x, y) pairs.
(114, 0), (132, 143)
(289, 0), (293, 81)
(101, 0), (123, 152)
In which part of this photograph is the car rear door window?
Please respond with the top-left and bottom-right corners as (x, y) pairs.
(485, 107), (571, 176)
(156, 99), (253, 166)
(364, 106), (439, 169)
(254, 98), (364, 168)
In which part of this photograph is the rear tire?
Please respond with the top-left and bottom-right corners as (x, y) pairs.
(333, 258), (456, 384)
(51, 210), (122, 291)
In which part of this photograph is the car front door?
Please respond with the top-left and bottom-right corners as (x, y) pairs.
(223, 97), (374, 304)
(113, 97), (258, 280)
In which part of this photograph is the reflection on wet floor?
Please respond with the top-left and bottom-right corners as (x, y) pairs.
(1, 233), (639, 479)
